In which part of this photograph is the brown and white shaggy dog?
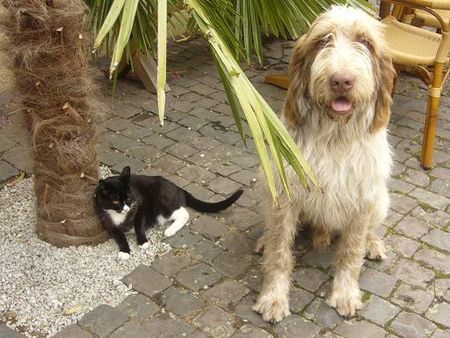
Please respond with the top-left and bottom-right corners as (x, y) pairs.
(253, 6), (396, 322)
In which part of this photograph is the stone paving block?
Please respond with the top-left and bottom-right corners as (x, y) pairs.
(220, 231), (256, 255)
(161, 286), (203, 317)
(392, 283), (434, 314)
(240, 267), (263, 292)
(222, 206), (262, 231)
(292, 268), (329, 292)
(304, 298), (342, 329)
(429, 178), (450, 198)
(164, 228), (202, 248)
(1, 145), (32, 174)
(178, 165), (216, 184)
(122, 265), (172, 298)
(414, 248), (450, 274)
(178, 115), (209, 130)
(188, 135), (221, 151)
(230, 324), (273, 338)
(109, 319), (151, 338)
(0, 325), (26, 338)
(302, 249), (334, 269)
(290, 287), (315, 313)
(144, 313), (200, 337)
(208, 161), (241, 177)
(0, 160), (18, 182)
(410, 206), (450, 229)
(53, 324), (93, 338)
(384, 234), (420, 257)
(194, 305), (236, 337)
(229, 169), (258, 186)
(334, 320), (385, 338)
(151, 251), (194, 277)
(191, 215), (228, 240)
(117, 293), (160, 320)
(410, 188), (449, 210)
(435, 278), (450, 302)
(121, 125), (153, 140)
(433, 329), (450, 338)
(126, 144), (162, 163)
(203, 279), (250, 308)
(165, 142), (199, 160)
(102, 117), (135, 132)
(421, 229), (450, 252)
(426, 302), (450, 327)
(395, 215), (430, 239)
(390, 193), (418, 214)
(0, 136), (17, 153)
(359, 268), (397, 298)
(383, 208), (404, 227)
(209, 176), (242, 195)
(389, 177), (416, 193)
(100, 150), (128, 167)
(191, 238), (224, 264)
(151, 154), (186, 174)
(430, 167), (450, 181)
(394, 258), (435, 288)
(176, 262), (222, 291)
(390, 311), (437, 338)
(141, 133), (176, 149)
(361, 295), (400, 326)
(212, 252), (252, 278)
(273, 315), (320, 338)
(365, 250), (400, 273)
(111, 157), (147, 174)
(79, 305), (128, 337)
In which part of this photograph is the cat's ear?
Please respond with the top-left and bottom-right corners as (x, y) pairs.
(98, 179), (105, 188)
(120, 166), (131, 184)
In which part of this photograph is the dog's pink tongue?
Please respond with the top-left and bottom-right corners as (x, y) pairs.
(331, 97), (352, 113)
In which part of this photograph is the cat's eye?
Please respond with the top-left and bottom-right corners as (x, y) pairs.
(112, 200), (120, 205)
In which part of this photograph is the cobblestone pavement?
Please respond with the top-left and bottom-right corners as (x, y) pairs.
(0, 38), (449, 338)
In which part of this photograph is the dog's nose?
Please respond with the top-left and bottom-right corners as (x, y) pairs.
(330, 72), (355, 91)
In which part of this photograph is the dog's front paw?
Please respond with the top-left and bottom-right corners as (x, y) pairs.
(252, 291), (290, 322)
(118, 251), (130, 260)
(329, 285), (362, 317)
(139, 242), (149, 249)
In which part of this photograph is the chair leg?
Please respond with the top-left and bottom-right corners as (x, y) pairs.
(421, 93), (440, 169)
(421, 64), (444, 169)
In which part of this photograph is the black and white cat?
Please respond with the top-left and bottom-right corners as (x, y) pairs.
(94, 166), (243, 259)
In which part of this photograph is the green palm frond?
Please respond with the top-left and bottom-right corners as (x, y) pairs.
(87, 0), (370, 200)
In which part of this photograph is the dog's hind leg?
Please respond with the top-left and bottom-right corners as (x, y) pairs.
(253, 198), (300, 322)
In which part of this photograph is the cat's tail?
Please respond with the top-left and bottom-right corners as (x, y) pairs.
(184, 189), (243, 213)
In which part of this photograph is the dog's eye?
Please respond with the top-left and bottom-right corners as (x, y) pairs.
(316, 35), (331, 49)
(357, 37), (371, 50)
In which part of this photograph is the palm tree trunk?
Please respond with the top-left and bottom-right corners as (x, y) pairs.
(3, 0), (108, 246)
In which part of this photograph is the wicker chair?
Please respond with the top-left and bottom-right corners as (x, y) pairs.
(382, 0), (450, 169)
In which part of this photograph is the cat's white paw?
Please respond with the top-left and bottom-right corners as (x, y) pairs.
(140, 242), (149, 249)
(164, 227), (177, 237)
(118, 251), (130, 260)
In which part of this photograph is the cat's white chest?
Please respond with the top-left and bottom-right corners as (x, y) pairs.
(107, 209), (129, 226)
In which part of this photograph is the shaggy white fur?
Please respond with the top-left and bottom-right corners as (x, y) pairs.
(253, 6), (396, 322)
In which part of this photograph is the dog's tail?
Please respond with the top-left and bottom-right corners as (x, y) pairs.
(184, 189), (243, 213)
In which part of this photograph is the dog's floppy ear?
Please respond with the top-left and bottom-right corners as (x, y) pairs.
(370, 49), (396, 133)
(284, 34), (314, 127)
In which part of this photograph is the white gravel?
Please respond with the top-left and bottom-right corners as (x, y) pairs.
(0, 169), (171, 337)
